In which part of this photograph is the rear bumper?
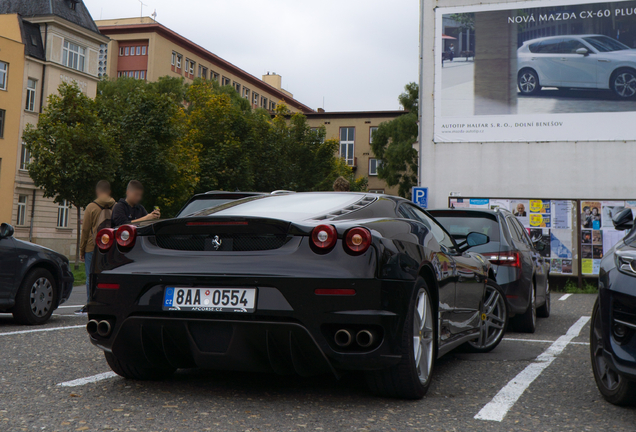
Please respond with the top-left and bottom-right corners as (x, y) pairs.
(497, 275), (530, 315)
(87, 276), (413, 376)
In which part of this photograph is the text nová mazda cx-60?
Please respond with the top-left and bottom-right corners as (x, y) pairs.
(518, 35), (636, 98)
(87, 193), (507, 399)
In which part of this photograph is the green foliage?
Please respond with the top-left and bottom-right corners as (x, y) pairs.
(371, 82), (419, 198)
(23, 83), (120, 209)
(96, 77), (196, 216)
(450, 13), (475, 30)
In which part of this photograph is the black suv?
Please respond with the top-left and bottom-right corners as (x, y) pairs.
(429, 208), (550, 333)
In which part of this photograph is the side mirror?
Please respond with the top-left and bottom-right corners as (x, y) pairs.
(0, 223), (15, 239)
(613, 208), (634, 231)
(576, 47), (589, 56)
(458, 232), (490, 252)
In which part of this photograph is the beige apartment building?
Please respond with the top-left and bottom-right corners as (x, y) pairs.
(95, 17), (313, 114)
(306, 111), (408, 195)
(0, 1), (109, 256)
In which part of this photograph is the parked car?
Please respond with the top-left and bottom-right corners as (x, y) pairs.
(0, 223), (73, 324)
(429, 208), (550, 333)
(87, 193), (507, 399)
(591, 208), (636, 405)
(517, 34), (636, 98)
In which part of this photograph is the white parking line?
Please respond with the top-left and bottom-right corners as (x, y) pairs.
(57, 372), (118, 387)
(0, 325), (85, 337)
(475, 316), (591, 422)
(504, 337), (590, 346)
(559, 294), (573, 301)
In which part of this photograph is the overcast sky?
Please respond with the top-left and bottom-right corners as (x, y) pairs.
(84, 0), (419, 112)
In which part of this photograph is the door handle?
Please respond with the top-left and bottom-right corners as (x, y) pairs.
(560, 58), (567, 61)
(598, 59), (611, 63)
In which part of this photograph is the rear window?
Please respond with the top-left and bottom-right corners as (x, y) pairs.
(431, 212), (500, 242)
(178, 199), (236, 217)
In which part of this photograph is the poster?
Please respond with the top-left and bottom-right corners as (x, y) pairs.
(551, 229), (573, 259)
(529, 228), (551, 258)
(489, 199), (511, 211)
(510, 200), (530, 226)
(581, 201), (602, 230)
(552, 200), (571, 229)
(529, 213), (551, 228)
(603, 229), (625, 255)
(469, 199), (490, 208)
(449, 198), (470, 208)
(601, 201), (625, 228)
(582, 259), (594, 275)
(435, 0), (636, 143)
(562, 259), (573, 274)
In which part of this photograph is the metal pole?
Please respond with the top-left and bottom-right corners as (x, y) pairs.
(418, 0), (425, 188)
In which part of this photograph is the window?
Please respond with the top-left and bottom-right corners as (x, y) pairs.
(198, 65), (208, 79)
(68, 0), (77, 10)
(176, 54), (182, 69)
(0, 109), (5, 138)
(125, 47), (130, 56)
(62, 40), (86, 72)
(212, 72), (219, 81)
(140, 70), (146, 80)
(233, 82), (241, 93)
(57, 200), (70, 228)
(369, 158), (381, 176)
(400, 204), (455, 248)
(120, 47), (124, 56)
(243, 87), (250, 99)
(141, 46), (147, 55)
(136, 46), (141, 56)
(0, 61), (7, 90)
(369, 126), (378, 143)
(222, 76), (231, 86)
(25, 79), (36, 111)
(252, 92), (259, 105)
(17, 195), (27, 226)
(186, 59), (195, 75)
(261, 96), (268, 109)
(339, 127), (355, 166)
(171, 51), (176, 66)
(134, 71), (139, 79)
(20, 143), (30, 170)
(270, 101), (277, 110)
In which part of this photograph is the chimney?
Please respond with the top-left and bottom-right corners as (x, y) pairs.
(262, 72), (282, 90)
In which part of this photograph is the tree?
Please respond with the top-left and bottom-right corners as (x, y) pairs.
(96, 77), (197, 217)
(23, 83), (120, 268)
(370, 83), (419, 198)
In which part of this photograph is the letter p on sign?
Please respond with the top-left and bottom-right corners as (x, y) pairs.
(412, 187), (428, 209)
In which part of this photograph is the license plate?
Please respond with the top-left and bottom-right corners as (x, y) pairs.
(163, 287), (256, 313)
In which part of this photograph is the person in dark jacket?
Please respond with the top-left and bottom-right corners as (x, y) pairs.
(112, 180), (160, 226)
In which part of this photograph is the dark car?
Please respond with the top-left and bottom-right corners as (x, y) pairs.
(591, 208), (636, 405)
(0, 223), (74, 324)
(87, 193), (507, 399)
(429, 208), (550, 333)
(176, 191), (266, 218)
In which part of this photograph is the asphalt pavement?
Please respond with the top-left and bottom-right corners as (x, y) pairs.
(0, 288), (634, 431)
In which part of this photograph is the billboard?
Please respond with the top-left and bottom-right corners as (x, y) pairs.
(434, 0), (636, 142)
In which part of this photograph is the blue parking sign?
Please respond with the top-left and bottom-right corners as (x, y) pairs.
(412, 187), (428, 209)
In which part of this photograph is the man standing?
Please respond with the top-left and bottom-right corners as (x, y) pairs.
(112, 180), (160, 227)
(76, 180), (115, 315)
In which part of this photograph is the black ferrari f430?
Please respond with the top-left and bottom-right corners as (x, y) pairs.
(88, 193), (507, 399)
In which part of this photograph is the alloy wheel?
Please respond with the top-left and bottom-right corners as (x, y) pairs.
(592, 307), (622, 391)
(614, 72), (636, 98)
(30, 277), (53, 317)
(472, 285), (507, 349)
(519, 73), (537, 93)
(413, 289), (434, 384)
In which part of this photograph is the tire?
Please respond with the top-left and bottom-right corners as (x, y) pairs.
(105, 351), (176, 381)
(514, 284), (536, 333)
(518, 69), (541, 95)
(465, 280), (508, 353)
(366, 277), (436, 399)
(611, 68), (636, 99)
(12, 269), (57, 325)
(537, 279), (551, 318)
(590, 299), (636, 406)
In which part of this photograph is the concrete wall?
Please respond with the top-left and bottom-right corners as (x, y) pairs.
(419, 0), (636, 208)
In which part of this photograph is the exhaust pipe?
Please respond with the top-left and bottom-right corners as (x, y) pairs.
(356, 330), (375, 348)
(97, 320), (112, 337)
(334, 329), (352, 347)
(86, 320), (98, 336)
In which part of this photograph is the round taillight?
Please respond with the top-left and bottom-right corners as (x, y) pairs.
(311, 224), (338, 250)
(344, 227), (372, 255)
(116, 225), (137, 248)
(96, 228), (115, 251)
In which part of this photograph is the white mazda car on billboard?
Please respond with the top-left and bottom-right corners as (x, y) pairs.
(517, 34), (636, 98)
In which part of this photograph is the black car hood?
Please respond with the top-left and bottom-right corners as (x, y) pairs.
(13, 237), (68, 261)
